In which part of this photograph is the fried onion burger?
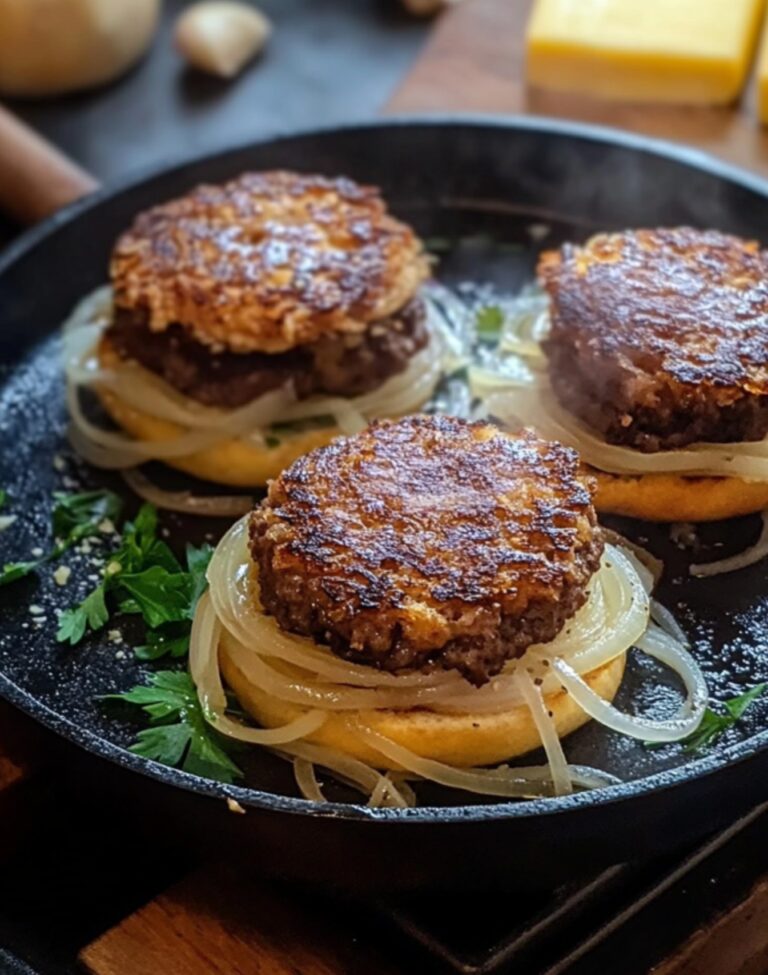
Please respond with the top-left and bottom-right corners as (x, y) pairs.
(190, 415), (706, 807)
(486, 228), (768, 522)
(64, 172), (441, 491)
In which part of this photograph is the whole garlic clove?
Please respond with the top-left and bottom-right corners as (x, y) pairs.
(175, 1), (271, 79)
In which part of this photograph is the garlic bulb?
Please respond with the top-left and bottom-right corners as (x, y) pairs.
(0, 0), (160, 97)
(175, 2), (271, 79)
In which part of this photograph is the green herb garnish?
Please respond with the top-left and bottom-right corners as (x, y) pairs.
(0, 490), (6, 509)
(107, 671), (242, 783)
(648, 683), (768, 754)
(56, 503), (213, 651)
(475, 305), (505, 341)
(423, 235), (453, 254)
(51, 490), (122, 553)
(0, 489), (122, 589)
(0, 560), (41, 587)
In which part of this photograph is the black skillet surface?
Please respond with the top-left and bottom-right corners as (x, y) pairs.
(2, 118), (768, 892)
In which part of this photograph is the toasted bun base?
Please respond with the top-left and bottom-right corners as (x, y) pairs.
(593, 469), (768, 522)
(95, 342), (341, 486)
(219, 630), (626, 770)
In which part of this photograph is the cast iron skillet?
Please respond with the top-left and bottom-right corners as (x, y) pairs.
(2, 117), (768, 892)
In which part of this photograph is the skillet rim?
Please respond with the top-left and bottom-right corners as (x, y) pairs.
(2, 113), (768, 825)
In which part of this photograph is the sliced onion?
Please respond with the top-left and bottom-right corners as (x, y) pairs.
(487, 383), (768, 481)
(190, 592), (329, 745)
(516, 669), (572, 796)
(293, 759), (326, 802)
(122, 468), (253, 518)
(351, 722), (615, 799)
(650, 599), (690, 646)
(552, 624), (707, 743)
(690, 510), (768, 577)
(275, 740), (412, 807)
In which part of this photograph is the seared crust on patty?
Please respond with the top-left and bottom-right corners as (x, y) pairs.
(107, 297), (429, 408)
(250, 415), (603, 685)
(111, 171), (430, 354)
(540, 228), (768, 451)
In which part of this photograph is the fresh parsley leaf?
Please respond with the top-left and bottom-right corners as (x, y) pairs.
(118, 567), (192, 628)
(57, 584), (109, 645)
(724, 682), (767, 720)
(447, 365), (469, 383)
(475, 305), (505, 341)
(135, 628), (190, 661)
(51, 490), (122, 550)
(185, 543), (213, 618)
(0, 560), (40, 588)
(57, 507), (214, 656)
(112, 503), (181, 576)
(0, 489), (122, 590)
(132, 724), (192, 767)
(109, 671), (242, 783)
(647, 683), (768, 754)
(424, 235), (453, 254)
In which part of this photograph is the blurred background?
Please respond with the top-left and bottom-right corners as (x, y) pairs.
(0, 0), (435, 244)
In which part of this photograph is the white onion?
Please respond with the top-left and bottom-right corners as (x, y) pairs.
(552, 622), (707, 742)
(486, 382), (768, 481)
(650, 598), (690, 646)
(690, 510), (768, 577)
(121, 468), (253, 518)
(293, 759), (326, 803)
(516, 669), (572, 796)
(350, 722), (620, 799)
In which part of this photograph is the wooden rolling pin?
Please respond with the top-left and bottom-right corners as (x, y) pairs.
(0, 105), (98, 225)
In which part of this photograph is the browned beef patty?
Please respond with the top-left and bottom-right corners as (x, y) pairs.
(107, 297), (428, 408)
(539, 228), (768, 452)
(250, 415), (603, 686)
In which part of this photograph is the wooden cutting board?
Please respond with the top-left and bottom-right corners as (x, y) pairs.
(387, 0), (768, 178)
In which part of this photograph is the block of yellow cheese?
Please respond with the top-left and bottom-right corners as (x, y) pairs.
(526, 0), (765, 105)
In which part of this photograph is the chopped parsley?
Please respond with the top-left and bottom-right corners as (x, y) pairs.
(106, 671), (242, 783)
(56, 503), (213, 653)
(647, 683), (768, 754)
(0, 489), (122, 589)
(423, 235), (453, 254)
(0, 560), (40, 587)
(475, 305), (505, 341)
(51, 490), (122, 554)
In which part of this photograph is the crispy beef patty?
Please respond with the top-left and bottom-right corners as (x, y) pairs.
(250, 415), (603, 685)
(110, 171), (431, 354)
(107, 297), (428, 408)
(540, 228), (768, 452)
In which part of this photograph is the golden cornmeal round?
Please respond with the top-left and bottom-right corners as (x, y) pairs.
(592, 469), (768, 522)
(219, 628), (626, 769)
(110, 170), (431, 354)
